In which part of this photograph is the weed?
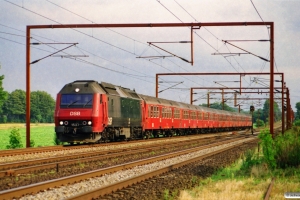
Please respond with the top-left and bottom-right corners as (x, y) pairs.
(191, 176), (198, 184)
(49, 170), (56, 174)
(6, 128), (23, 149)
(163, 189), (169, 200)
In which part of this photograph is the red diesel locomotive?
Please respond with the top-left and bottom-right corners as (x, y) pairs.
(54, 80), (252, 143)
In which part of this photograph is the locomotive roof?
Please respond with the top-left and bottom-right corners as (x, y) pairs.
(59, 80), (106, 94)
(100, 82), (141, 100)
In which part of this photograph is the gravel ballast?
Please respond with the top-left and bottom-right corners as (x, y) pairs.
(19, 137), (255, 200)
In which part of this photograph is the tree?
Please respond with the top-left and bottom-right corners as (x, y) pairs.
(252, 108), (263, 123)
(295, 102), (300, 120)
(262, 99), (281, 124)
(2, 89), (55, 123)
(200, 102), (236, 112)
(30, 91), (55, 123)
(2, 90), (26, 122)
(0, 75), (8, 122)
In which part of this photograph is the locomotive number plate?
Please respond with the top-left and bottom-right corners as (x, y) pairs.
(70, 111), (80, 116)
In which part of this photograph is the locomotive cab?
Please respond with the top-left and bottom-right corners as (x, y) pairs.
(54, 80), (107, 143)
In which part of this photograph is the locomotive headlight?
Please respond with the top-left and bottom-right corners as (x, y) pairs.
(82, 121), (87, 125)
(60, 121), (63, 125)
(64, 121), (68, 125)
(88, 121), (92, 125)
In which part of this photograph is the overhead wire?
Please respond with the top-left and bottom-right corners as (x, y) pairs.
(173, 0), (282, 107)
(173, 0), (277, 104)
(3, 0), (210, 96)
(44, 0), (213, 90)
(249, 0), (283, 110)
(3, 0), (279, 105)
(250, 0), (279, 73)
(172, 0), (249, 74)
(0, 23), (156, 80)
(29, 39), (158, 83)
(169, 0), (260, 107)
(47, 0), (214, 94)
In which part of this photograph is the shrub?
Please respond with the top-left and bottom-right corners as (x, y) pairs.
(6, 128), (23, 149)
(240, 149), (261, 171)
(274, 131), (300, 168)
(30, 139), (35, 147)
(294, 119), (300, 126)
(256, 119), (265, 127)
(258, 129), (276, 169)
(258, 128), (300, 169)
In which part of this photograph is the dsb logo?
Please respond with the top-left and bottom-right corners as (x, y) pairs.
(70, 111), (80, 116)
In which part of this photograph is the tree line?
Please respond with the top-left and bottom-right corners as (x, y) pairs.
(0, 75), (55, 123)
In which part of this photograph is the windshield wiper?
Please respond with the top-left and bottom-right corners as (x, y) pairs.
(67, 100), (78, 108)
(83, 99), (92, 108)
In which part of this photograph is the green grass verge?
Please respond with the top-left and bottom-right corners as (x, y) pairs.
(178, 127), (300, 200)
(0, 124), (56, 149)
(178, 157), (300, 200)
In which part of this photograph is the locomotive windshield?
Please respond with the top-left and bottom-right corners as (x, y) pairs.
(60, 94), (93, 108)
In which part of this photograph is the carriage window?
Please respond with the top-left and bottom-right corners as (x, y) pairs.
(150, 106), (153, 118)
(174, 109), (180, 119)
(162, 107), (166, 118)
(155, 106), (159, 118)
(208, 113), (212, 120)
(191, 111), (196, 119)
(183, 110), (189, 119)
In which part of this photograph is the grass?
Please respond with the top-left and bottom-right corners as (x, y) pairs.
(0, 123), (56, 149)
(178, 160), (300, 200)
(177, 127), (300, 200)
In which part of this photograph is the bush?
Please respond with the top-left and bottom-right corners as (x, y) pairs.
(258, 129), (300, 169)
(258, 129), (276, 169)
(256, 119), (265, 127)
(294, 119), (300, 126)
(30, 139), (35, 147)
(6, 128), (23, 149)
(240, 149), (261, 171)
(274, 131), (300, 168)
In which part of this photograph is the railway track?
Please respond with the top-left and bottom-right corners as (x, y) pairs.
(0, 134), (224, 176)
(0, 135), (258, 199)
(0, 134), (246, 191)
(0, 130), (247, 159)
(0, 131), (245, 165)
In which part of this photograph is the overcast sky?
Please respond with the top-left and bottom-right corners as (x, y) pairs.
(0, 0), (299, 111)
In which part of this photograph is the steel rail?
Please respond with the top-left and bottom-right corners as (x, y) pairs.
(0, 136), (256, 199)
(0, 132), (241, 166)
(0, 130), (239, 157)
(0, 134), (245, 176)
(264, 177), (276, 200)
(0, 145), (65, 157)
(0, 135), (224, 177)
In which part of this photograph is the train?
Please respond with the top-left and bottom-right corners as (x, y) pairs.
(54, 80), (252, 143)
